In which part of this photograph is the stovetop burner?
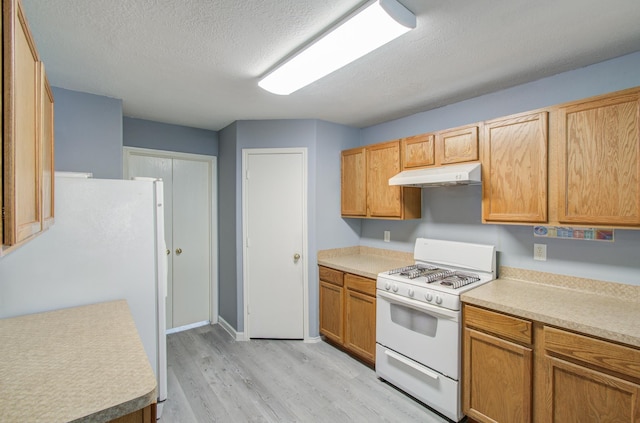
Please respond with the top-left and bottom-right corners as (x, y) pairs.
(405, 267), (455, 282)
(438, 272), (481, 289)
(386, 264), (481, 289)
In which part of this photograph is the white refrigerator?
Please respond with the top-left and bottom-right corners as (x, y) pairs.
(0, 173), (168, 404)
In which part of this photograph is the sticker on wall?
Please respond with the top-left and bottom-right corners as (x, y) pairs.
(533, 226), (614, 242)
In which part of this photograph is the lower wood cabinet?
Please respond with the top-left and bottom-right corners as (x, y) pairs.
(543, 326), (640, 423)
(463, 304), (640, 423)
(463, 305), (533, 423)
(319, 266), (344, 345)
(108, 403), (156, 423)
(344, 273), (376, 364)
(319, 266), (376, 366)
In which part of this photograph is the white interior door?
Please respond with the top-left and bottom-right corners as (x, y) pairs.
(172, 158), (210, 327)
(124, 148), (215, 330)
(244, 149), (307, 339)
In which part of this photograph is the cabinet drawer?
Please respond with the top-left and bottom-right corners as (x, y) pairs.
(544, 326), (640, 380)
(345, 274), (376, 297)
(464, 305), (532, 345)
(319, 266), (343, 286)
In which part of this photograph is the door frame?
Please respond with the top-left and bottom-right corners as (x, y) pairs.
(123, 147), (219, 326)
(242, 148), (309, 341)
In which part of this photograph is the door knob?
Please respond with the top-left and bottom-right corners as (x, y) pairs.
(176, 248), (182, 255)
(293, 253), (301, 262)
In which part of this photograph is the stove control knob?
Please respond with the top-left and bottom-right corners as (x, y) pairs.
(392, 283), (399, 293)
(425, 293), (433, 302)
(435, 296), (443, 305)
(408, 288), (415, 298)
(385, 282), (391, 291)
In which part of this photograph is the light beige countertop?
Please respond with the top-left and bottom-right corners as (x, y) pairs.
(318, 246), (413, 279)
(462, 267), (640, 348)
(0, 300), (157, 423)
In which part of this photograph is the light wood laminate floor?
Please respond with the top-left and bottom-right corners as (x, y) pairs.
(159, 324), (457, 422)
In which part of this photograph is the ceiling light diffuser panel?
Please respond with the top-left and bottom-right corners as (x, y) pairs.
(258, 0), (416, 95)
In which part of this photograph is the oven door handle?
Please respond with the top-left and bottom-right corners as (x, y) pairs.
(377, 290), (459, 321)
(384, 349), (440, 380)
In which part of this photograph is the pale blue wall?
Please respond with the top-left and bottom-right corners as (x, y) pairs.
(218, 122), (239, 328)
(52, 90), (219, 180)
(52, 87), (123, 178)
(123, 117), (218, 156)
(316, 120), (362, 251)
(359, 52), (640, 285)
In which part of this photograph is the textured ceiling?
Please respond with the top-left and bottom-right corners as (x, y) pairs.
(21, 0), (640, 131)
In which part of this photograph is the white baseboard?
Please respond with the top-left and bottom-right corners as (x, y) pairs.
(304, 336), (322, 344)
(166, 320), (209, 335)
(218, 316), (248, 341)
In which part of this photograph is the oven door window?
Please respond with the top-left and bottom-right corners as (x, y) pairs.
(390, 303), (438, 337)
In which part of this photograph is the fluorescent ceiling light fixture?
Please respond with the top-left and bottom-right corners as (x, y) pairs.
(258, 0), (416, 95)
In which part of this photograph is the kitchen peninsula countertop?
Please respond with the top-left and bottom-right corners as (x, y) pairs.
(318, 246), (413, 279)
(462, 267), (640, 348)
(0, 300), (157, 423)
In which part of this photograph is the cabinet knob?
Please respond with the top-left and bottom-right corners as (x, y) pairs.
(176, 248), (182, 255)
(166, 249), (170, 255)
(293, 253), (301, 262)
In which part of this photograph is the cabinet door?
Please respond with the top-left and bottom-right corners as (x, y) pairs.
(344, 288), (376, 364)
(341, 147), (366, 216)
(319, 280), (344, 344)
(545, 356), (640, 423)
(367, 141), (402, 218)
(482, 112), (548, 223)
(40, 63), (55, 230)
(402, 133), (435, 169)
(463, 328), (532, 423)
(3, 0), (42, 245)
(558, 90), (640, 225)
(108, 403), (156, 423)
(437, 124), (479, 165)
(344, 274), (376, 365)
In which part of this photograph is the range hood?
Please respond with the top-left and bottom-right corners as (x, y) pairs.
(389, 162), (481, 187)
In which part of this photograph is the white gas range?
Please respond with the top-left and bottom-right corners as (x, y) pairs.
(375, 238), (496, 422)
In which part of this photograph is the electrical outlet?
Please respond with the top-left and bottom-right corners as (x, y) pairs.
(534, 243), (547, 261)
(384, 230), (390, 242)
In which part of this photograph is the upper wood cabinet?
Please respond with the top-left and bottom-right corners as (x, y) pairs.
(401, 133), (435, 168)
(400, 125), (479, 170)
(341, 147), (367, 217)
(341, 141), (421, 220)
(3, 0), (42, 246)
(437, 124), (479, 165)
(482, 111), (548, 223)
(2, 0), (54, 252)
(557, 88), (640, 226)
(41, 63), (55, 230)
(367, 141), (403, 218)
